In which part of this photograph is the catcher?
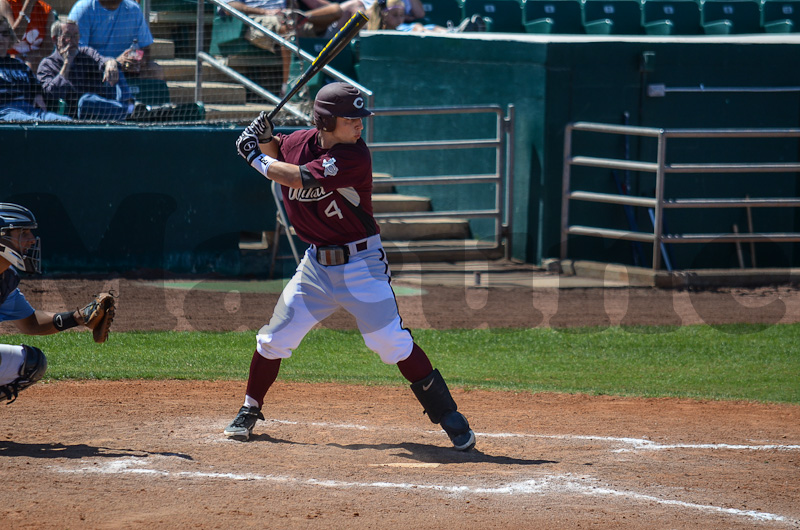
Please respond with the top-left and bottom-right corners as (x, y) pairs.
(0, 202), (115, 403)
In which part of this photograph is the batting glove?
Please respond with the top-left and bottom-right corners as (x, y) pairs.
(236, 130), (262, 165)
(248, 111), (274, 143)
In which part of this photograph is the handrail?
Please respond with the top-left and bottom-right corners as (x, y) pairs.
(197, 52), (308, 121)
(561, 123), (800, 271)
(194, 0), (373, 122)
(370, 105), (514, 259)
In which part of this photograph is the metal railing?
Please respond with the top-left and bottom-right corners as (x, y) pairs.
(561, 122), (800, 271)
(369, 105), (515, 259)
(192, 0), (373, 122)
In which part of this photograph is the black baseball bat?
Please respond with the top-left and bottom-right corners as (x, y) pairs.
(268, 11), (369, 120)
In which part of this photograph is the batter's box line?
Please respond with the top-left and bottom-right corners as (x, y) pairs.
(265, 419), (800, 453)
(482, 433), (800, 453)
(57, 459), (795, 526)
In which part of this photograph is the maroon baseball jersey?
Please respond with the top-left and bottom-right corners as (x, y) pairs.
(276, 128), (379, 246)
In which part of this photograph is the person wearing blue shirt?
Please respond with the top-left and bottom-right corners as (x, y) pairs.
(67, 0), (163, 81)
(0, 16), (71, 121)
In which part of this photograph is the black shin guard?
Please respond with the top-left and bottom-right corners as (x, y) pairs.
(0, 345), (48, 403)
(409, 369), (458, 424)
(20, 345), (48, 383)
(410, 369), (475, 451)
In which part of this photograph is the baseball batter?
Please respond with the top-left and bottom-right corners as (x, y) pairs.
(0, 203), (115, 403)
(225, 82), (475, 451)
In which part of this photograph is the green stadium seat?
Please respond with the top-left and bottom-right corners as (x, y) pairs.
(209, 9), (291, 57)
(761, 0), (800, 32)
(461, 0), (525, 32)
(642, 0), (702, 34)
(126, 77), (172, 106)
(523, 0), (585, 33)
(583, 0), (644, 34)
(701, 0), (763, 33)
(420, 0), (466, 27)
(209, 15), (252, 56)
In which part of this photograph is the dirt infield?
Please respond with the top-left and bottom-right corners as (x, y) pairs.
(2, 276), (800, 528)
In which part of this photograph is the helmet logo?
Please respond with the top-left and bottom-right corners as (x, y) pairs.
(353, 97), (364, 109)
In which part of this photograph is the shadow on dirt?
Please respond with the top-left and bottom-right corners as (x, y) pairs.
(249, 433), (309, 445)
(327, 442), (557, 466)
(0, 441), (192, 461)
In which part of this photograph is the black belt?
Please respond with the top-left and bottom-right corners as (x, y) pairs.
(315, 240), (369, 266)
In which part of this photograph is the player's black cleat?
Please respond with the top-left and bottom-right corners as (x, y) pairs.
(223, 405), (265, 441)
(441, 410), (476, 451)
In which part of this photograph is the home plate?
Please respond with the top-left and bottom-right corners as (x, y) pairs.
(369, 463), (441, 468)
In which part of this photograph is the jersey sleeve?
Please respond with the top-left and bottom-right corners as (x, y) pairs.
(299, 142), (372, 191)
(0, 289), (35, 323)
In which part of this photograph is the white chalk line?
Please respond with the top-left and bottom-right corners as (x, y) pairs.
(57, 457), (793, 525)
(267, 419), (800, 453)
(481, 433), (800, 453)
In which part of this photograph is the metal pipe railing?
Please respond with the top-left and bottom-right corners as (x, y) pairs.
(194, 0), (373, 122)
(561, 122), (800, 271)
(370, 105), (514, 257)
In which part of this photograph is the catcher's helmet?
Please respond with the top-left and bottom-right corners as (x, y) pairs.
(0, 203), (41, 274)
(313, 82), (373, 132)
(0, 203), (38, 232)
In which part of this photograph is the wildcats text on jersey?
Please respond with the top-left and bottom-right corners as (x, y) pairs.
(288, 187), (334, 202)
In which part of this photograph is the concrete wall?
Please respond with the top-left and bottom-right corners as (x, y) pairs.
(0, 125), (276, 275)
(4, 33), (800, 275)
(359, 32), (800, 269)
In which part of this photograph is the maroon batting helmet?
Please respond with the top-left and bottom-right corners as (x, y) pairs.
(313, 82), (373, 132)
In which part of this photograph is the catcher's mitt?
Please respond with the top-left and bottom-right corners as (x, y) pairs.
(78, 292), (116, 343)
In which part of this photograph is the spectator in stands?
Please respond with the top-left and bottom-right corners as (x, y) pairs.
(365, 0), (485, 32)
(37, 19), (135, 121)
(288, 0), (343, 38)
(223, 0), (341, 94)
(0, 15), (70, 121)
(222, 0), (292, 93)
(336, 0), (420, 35)
(365, 0), (433, 31)
(0, 0), (55, 72)
(67, 0), (165, 81)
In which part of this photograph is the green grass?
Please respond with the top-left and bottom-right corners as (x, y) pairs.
(9, 323), (800, 404)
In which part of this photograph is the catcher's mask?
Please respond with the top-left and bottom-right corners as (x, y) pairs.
(0, 203), (41, 274)
(313, 82), (373, 132)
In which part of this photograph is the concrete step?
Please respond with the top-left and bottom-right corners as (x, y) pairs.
(226, 54), (284, 69)
(378, 218), (471, 241)
(383, 239), (505, 263)
(169, 81), (247, 105)
(202, 102), (271, 123)
(373, 194), (431, 214)
(149, 10), (204, 25)
(160, 59), (230, 82)
(373, 172), (395, 193)
(151, 38), (176, 60)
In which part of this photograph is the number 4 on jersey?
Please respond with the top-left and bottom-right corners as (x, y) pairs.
(325, 200), (343, 220)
